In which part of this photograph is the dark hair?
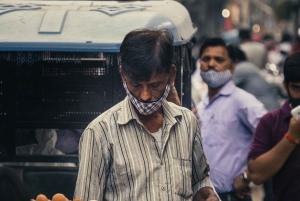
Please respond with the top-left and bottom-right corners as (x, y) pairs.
(235, 47), (247, 62)
(199, 37), (236, 62)
(120, 29), (174, 82)
(283, 52), (300, 85)
(263, 34), (273, 41)
(281, 32), (292, 43)
(239, 29), (251, 40)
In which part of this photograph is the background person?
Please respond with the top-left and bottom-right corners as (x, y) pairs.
(7, 129), (75, 167)
(196, 38), (267, 201)
(232, 47), (280, 111)
(239, 29), (267, 70)
(247, 51), (300, 201)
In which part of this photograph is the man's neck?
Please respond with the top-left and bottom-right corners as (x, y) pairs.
(208, 86), (223, 101)
(136, 107), (163, 120)
(134, 107), (164, 133)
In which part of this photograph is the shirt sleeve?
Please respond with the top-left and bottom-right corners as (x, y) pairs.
(191, 117), (217, 196)
(74, 127), (108, 201)
(248, 112), (274, 160)
(238, 93), (267, 133)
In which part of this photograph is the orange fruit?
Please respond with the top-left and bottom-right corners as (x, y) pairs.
(36, 194), (48, 201)
(52, 193), (66, 201)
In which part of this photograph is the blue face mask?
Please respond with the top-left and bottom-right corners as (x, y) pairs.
(200, 69), (232, 88)
(123, 82), (171, 115)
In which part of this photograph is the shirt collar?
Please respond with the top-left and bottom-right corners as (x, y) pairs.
(218, 80), (235, 95)
(203, 80), (235, 106)
(161, 100), (183, 125)
(117, 96), (182, 125)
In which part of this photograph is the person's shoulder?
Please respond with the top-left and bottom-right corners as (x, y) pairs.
(236, 61), (257, 70)
(86, 100), (124, 128)
(233, 87), (265, 106)
(254, 108), (280, 130)
(234, 86), (256, 98)
(165, 101), (196, 118)
(166, 101), (192, 112)
(235, 61), (257, 75)
(262, 106), (282, 120)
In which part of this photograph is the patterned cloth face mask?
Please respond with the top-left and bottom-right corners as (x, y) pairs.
(123, 82), (171, 115)
(200, 69), (232, 88)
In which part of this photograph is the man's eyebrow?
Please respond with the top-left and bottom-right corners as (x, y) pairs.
(150, 81), (163, 85)
(291, 83), (300, 87)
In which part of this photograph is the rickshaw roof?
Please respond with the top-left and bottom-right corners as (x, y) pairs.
(0, 0), (197, 52)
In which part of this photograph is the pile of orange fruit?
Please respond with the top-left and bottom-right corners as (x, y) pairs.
(32, 193), (83, 201)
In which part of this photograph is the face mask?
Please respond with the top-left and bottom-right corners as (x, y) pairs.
(123, 82), (171, 115)
(200, 69), (232, 88)
(288, 94), (300, 108)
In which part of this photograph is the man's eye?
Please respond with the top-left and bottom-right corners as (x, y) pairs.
(215, 57), (224, 63)
(292, 86), (300, 91)
(151, 84), (160, 88)
(201, 57), (210, 62)
(131, 83), (140, 88)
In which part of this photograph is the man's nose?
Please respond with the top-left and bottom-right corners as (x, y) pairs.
(208, 59), (215, 67)
(140, 87), (152, 102)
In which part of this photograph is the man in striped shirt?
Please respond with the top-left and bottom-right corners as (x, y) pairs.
(74, 29), (219, 201)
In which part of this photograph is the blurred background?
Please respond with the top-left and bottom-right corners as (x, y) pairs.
(176, 0), (300, 44)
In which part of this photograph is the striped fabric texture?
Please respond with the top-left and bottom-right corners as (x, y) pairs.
(74, 97), (215, 201)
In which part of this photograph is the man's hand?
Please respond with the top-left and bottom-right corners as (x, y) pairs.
(193, 186), (219, 201)
(233, 174), (251, 199)
(166, 82), (181, 106)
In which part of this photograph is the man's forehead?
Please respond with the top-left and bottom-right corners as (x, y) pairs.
(201, 46), (229, 57)
(289, 82), (300, 86)
(128, 72), (168, 83)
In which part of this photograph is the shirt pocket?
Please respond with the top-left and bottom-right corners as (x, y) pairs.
(172, 157), (193, 199)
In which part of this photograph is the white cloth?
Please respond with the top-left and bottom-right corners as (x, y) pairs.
(191, 59), (208, 105)
(150, 128), (162, 150)
(240, 41), (267, 69)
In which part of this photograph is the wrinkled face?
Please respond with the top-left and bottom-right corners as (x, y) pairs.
(199, 46), (235, 74)
(285, 81), (300, 99)
(121, 65), (176, 102)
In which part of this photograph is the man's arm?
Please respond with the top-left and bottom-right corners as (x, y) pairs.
(248, 117), (300, 184)
(74, 128), (107, 200)
(232, 93), (268, 198)
(192, 118), (219, 201)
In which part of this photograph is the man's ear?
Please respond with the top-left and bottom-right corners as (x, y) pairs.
(168, 64), (176, 85)
(119, 66), (126, 82)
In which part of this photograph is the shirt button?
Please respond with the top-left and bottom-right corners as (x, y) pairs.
(161, 186), (166, 191)
(152, 138), (155, 142)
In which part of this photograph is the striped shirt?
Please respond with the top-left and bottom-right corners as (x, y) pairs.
(74, 97), (215, 201)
